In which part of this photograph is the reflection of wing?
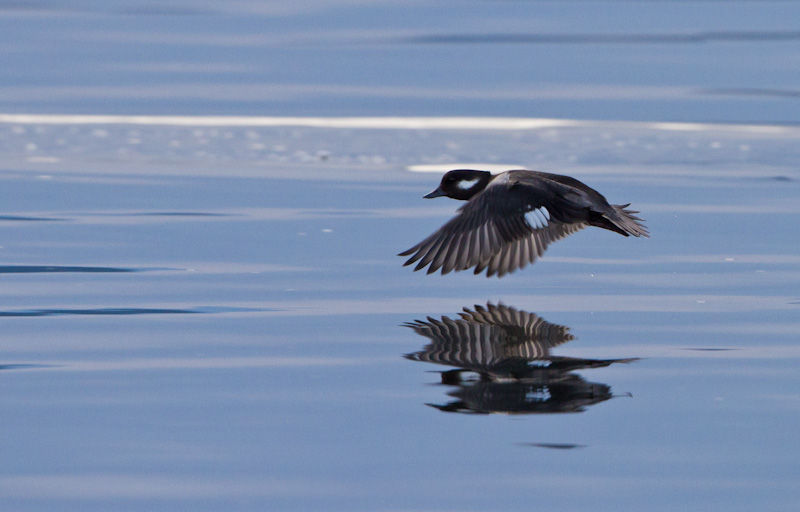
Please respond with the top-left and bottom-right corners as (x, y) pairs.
(404, 303), (573, 371)
(459, 303), (573, 357)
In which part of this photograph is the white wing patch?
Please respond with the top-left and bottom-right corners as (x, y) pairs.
(524, 206), (550, 230)
(456, 178), (480, 190)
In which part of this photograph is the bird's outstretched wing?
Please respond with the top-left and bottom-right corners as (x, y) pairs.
(399, 179), (586, 277)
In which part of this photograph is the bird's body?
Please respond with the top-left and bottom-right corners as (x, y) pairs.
(399, 169), (648, 277)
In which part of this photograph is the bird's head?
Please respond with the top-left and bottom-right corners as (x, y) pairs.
(424, 169), (492, 201)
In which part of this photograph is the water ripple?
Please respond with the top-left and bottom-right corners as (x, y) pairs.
(0, 306), (273, 317)
(394, 30), (800, 45)
(0, 265), (136, 274)
(0, 308), (199, 317)
(0, 215), (64, 222)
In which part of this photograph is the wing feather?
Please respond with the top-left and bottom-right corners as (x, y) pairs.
(400, 175), (589, 276)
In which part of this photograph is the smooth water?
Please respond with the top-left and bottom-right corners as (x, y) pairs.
(1, 1), (799, 511)
(1, 118), (798, 511)
(2, 0), (800, 123)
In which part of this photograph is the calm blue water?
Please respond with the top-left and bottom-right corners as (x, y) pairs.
(1, 2), (799, 511)
(2, 0), (800, 123)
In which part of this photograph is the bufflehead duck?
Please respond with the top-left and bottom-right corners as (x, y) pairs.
(399, 169), (648, 277)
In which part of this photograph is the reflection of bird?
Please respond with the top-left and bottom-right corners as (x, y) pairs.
(404, 303), (573, 376)
(400, 169), (649, 277)
(404, 304), (637, 415)
(430, 377), (612, 415)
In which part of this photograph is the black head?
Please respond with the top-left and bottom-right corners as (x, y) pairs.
(424, 169), (493, 201)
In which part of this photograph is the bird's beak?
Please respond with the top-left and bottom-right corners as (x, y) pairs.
(423, 187), (446, 199)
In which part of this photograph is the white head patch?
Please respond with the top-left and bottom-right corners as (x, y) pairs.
(524, 206), (550, 230)
(456, 178), (480, 190)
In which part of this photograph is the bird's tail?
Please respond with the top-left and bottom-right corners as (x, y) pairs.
(603, 204), (649, 238)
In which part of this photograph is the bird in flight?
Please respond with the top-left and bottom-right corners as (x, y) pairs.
(399, 169), (648, 277)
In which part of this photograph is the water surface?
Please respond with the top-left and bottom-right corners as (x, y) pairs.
(1, 0), (800, 510)
(0, 118), (798, 511)
(2, 0), (800, 123)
